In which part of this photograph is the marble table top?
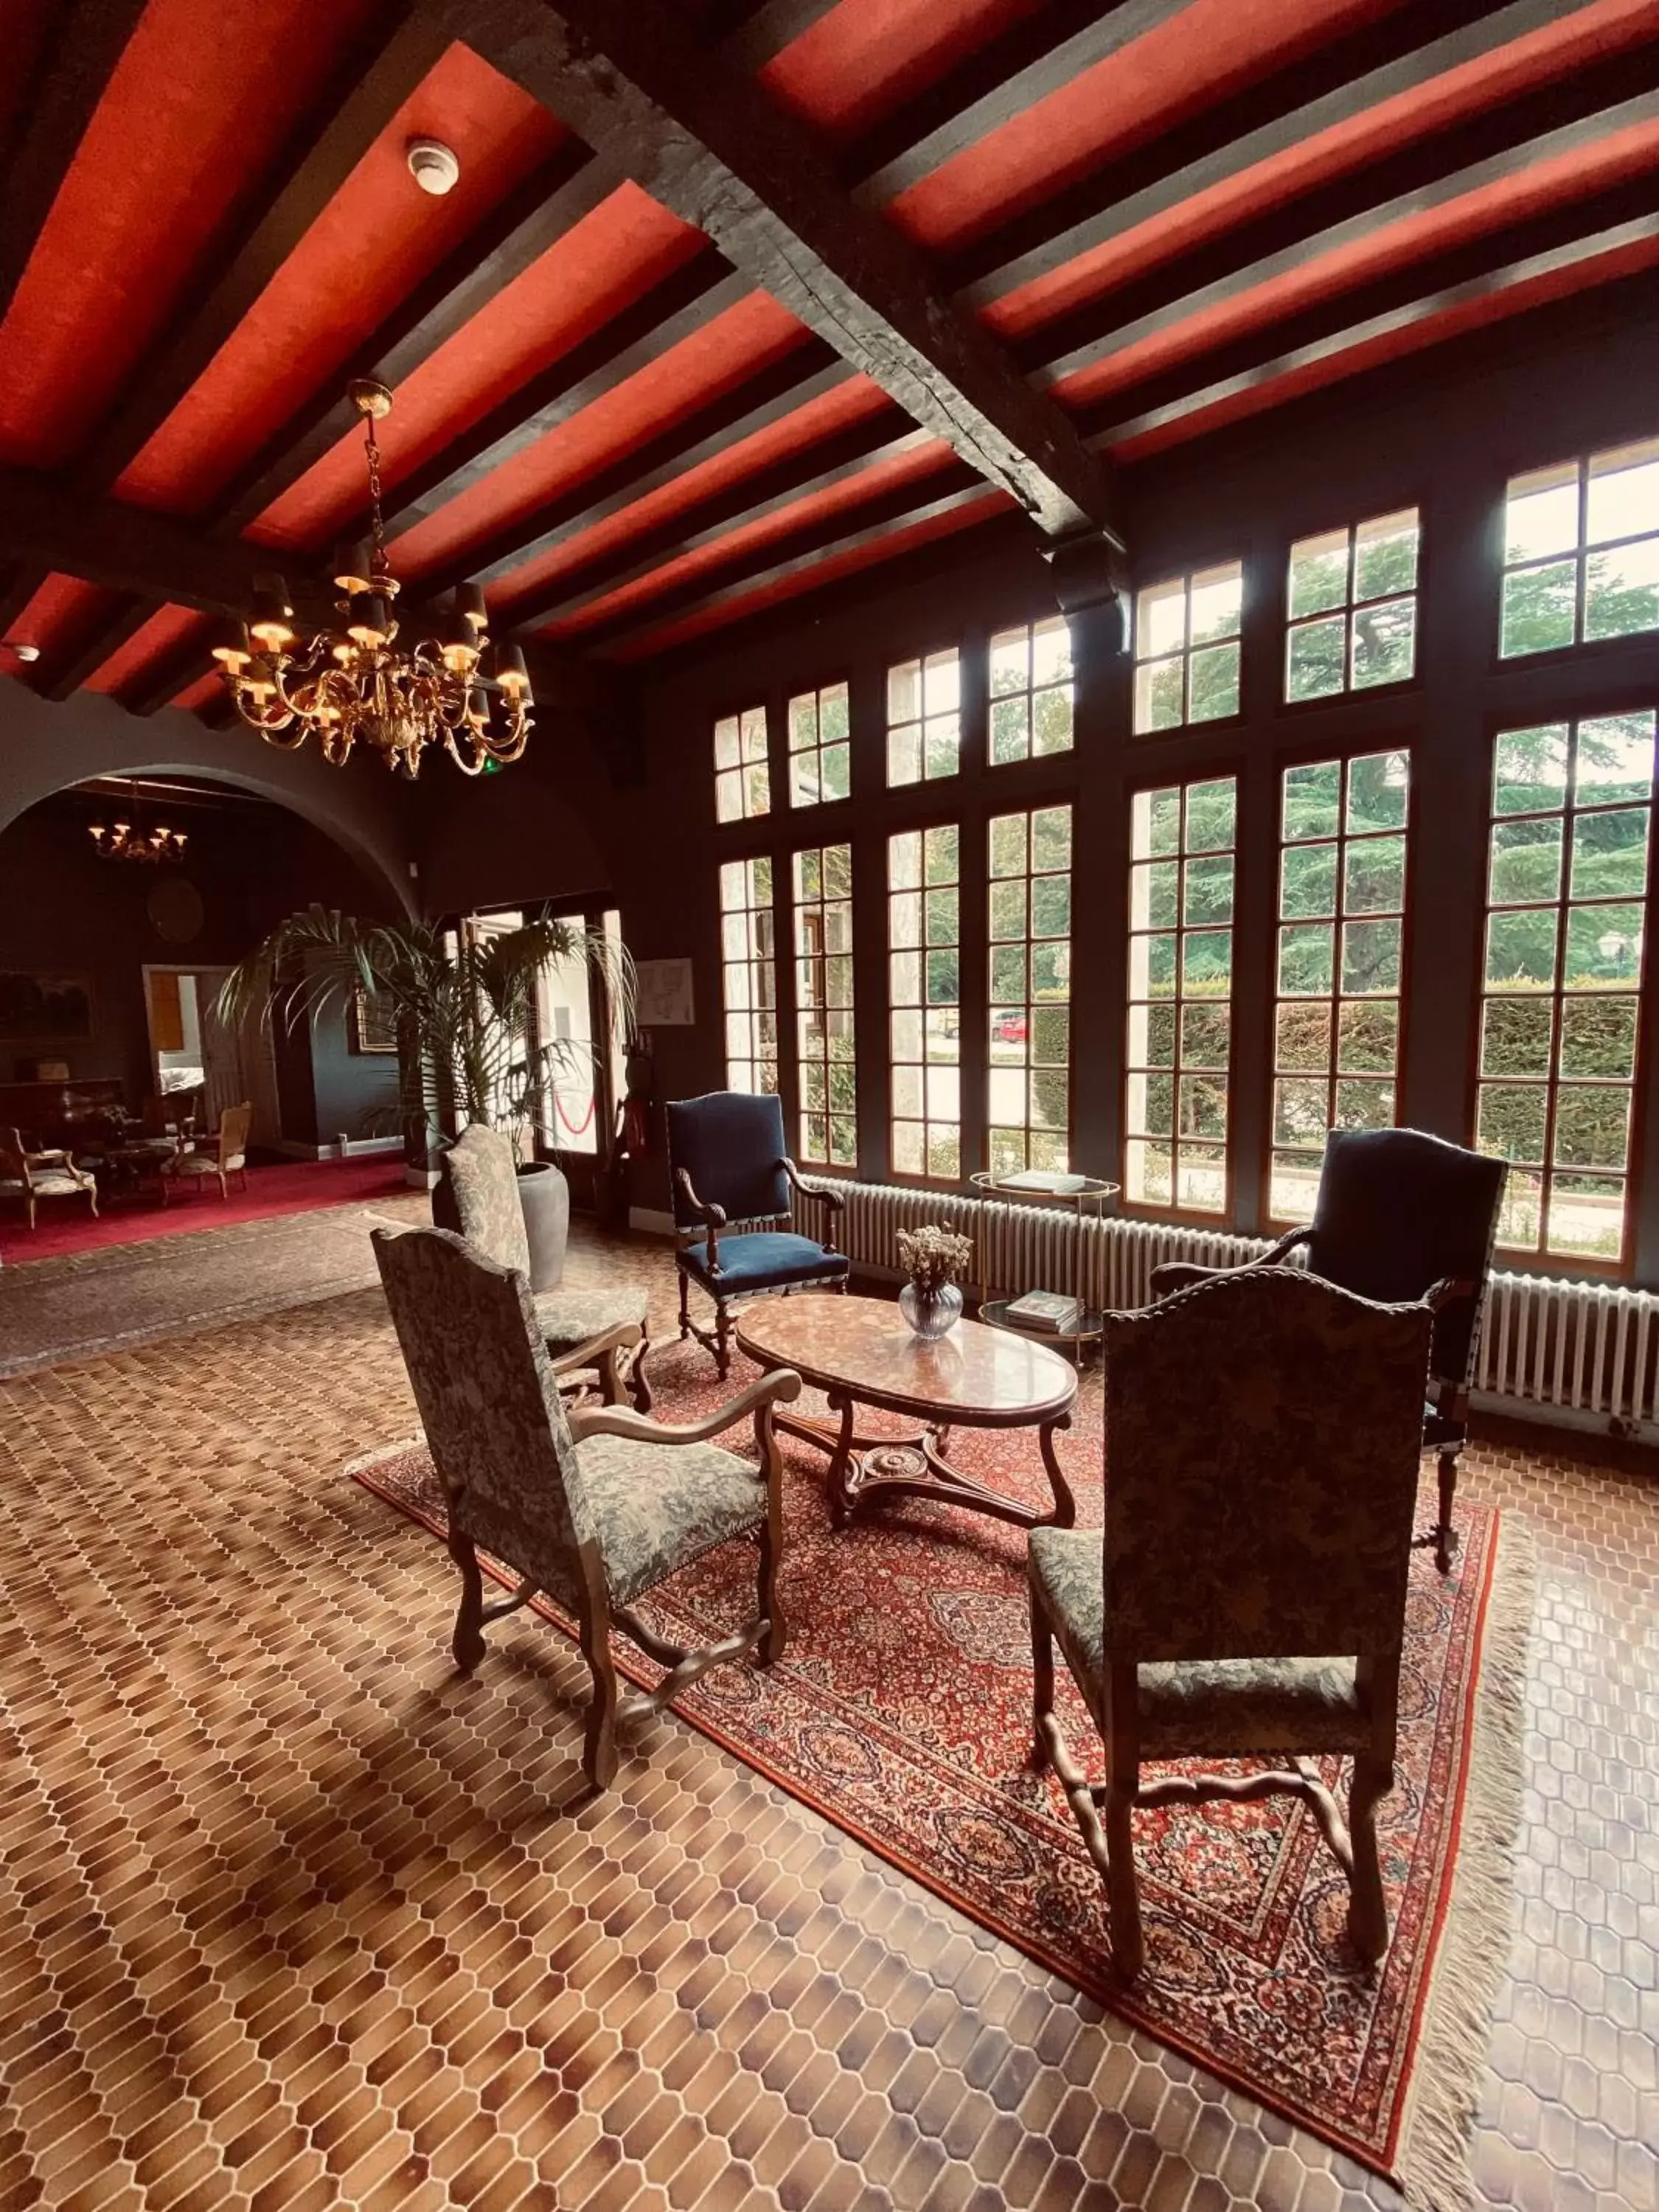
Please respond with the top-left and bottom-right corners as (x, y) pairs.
(736, 1292), (1077, 1424)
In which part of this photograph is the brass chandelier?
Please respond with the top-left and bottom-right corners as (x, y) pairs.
(213, 379), (532, 777)
(88, 779), (188, 865)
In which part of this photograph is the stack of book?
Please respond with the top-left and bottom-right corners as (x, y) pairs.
(1003, 1288), (1082, 1334)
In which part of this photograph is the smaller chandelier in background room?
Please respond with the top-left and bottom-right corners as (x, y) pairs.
(214, 380), (532, 778)
(88, 781), (188, 866)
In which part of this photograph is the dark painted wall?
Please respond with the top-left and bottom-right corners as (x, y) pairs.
(0, 789), (401, 1144)
(422, 275), (1659, 1282)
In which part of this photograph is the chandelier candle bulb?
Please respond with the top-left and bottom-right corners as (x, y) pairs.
(454, 582), (488, 630)
(493, 644), (530, 697)
(333, 540), (375, 594)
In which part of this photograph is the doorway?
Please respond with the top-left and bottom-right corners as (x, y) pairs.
(142, 966), (279, 1145)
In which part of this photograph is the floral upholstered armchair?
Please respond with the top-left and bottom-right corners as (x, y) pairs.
(0, 1127), (99, 1231)
(1149, 1127), (1505, 1573)
(442, 1121), (651, 1410)
(667, 1091), (849, 1377)
(373, 1225), (800, 1791)
(1029, 1265), (1438, 1980)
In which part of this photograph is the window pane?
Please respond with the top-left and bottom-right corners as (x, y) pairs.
(1125, 776), (1235, 1214)
(889, 823), (958, 1178)
(1288, 529), (1349, 618)
(1506, 462), (1579, 563)
(887, 648), (959, 785)
(1500, 560), (1577, 657)
(1286, 615), (1345, 700)
(1585, 439), (1659, 544)
(1584, 535), (1659, 642)
(991, 805), (1071, 1174)
(714, 703), (768, 818)
(720, 857), (778, 1095)
(787, 680), (849, 808)
(793, 845), (855, 1169)
(1481, 711), (1654, 1266)
(1133, 562), (1240, 734)
(1503, 442), (1659, 659)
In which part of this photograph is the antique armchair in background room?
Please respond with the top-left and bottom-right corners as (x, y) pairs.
(667, 1091), (849, 1376)
(161, 1100), (253, 1203)
(0, 1127), (99, 1231)
(441, 1121), (652, 1409)
(1029, 1266), (1439, 1980)
(373, 1225), (799, 1791)
(1150, 1127), (1506, 1572)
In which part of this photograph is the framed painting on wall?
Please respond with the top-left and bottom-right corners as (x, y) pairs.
(0, 971), (95, 1043)
(350, 987), (399, 1054)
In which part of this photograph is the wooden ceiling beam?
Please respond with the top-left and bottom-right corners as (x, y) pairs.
(591, 476), (1000, 656)
(208, 140), (623, 535)
(950, 0), (1600, 307)
(452, 351), (852, 599)
(69, 8), (456, 496)
(0, 0), (147, 324)
(845, 0), (1192, 205)
(354, 256), (752, 554)
(1078, 193), (1659, 451)
(1022, 77), (1659, 389)
(32, 597), (157, 703)
(715, 0), (843, 72)
(521, 417), (931, 631)
(459, 0), (1124, 547)
(120, 628), (218, 720)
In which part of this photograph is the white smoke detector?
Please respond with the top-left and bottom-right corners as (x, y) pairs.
(4, 641), (40, 661)
(406, 139), (460, 196)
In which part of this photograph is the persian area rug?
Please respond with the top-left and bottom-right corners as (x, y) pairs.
(350, 1332), (1534, 2205)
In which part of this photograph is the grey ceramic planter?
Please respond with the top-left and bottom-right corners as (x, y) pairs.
(433, 1150), (569, 1291)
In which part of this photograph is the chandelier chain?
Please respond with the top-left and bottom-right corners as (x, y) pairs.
(365, 415), (388, 584)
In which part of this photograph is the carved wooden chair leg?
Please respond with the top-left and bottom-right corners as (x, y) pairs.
(448, 1526), (487, 1674)
(1346, 1753), (1392, 1963)
(579, 1601), (621, 1791)
(1029, 1596), (1054, 1767)
(1105, 1666), (1146, 1979)
(629, 1332), (653, 1415)
(1434, 1448), (1458, 1575)
(597, 1343), (625, 1407)
(757, 1509), (785, 1669)
(678, 1271), (692, 1342)
(86, 1185), (98, 1219)
(714, 1300), (733, 1378)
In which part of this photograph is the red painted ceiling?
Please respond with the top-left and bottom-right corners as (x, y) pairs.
(1, 0), (1655, 703)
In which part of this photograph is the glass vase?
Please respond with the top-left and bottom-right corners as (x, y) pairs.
(900, 1279), (963, 1340)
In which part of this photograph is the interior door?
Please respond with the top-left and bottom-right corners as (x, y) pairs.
(195, 970), (240, 1130)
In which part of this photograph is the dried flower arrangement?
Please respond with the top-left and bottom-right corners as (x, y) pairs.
(897, 1222), (973, 1295)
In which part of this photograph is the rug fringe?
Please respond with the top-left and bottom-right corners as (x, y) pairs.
(1396, 1515), (1538, 2211)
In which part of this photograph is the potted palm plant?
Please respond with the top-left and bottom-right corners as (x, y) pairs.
(217, 905), (634, 1286)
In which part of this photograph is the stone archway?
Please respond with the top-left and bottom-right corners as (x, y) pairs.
(0, 686), (417, 917)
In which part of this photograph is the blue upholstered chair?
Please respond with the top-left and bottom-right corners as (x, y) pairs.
(1150, 1127), (1506, 1573)
(668, 1091), (849, 1376)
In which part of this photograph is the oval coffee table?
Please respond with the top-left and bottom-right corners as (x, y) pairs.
(735, 1293), (1077, 1531)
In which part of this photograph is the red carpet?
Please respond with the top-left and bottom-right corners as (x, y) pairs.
(352, 1328), (1534, 2197)
(0, 1156), (411, 1264)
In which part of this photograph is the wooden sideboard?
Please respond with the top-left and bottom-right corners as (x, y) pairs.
(0, 1079), (126, 1153)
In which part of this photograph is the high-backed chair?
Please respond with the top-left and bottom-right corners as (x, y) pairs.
(442, 1121), (652, 1410)
(161, 1101), (252, 1202)
(668, 1091), (849, 1376)
(1029, 1266), (1439, 1980)
(0, 1128), (99, 1231)
(1150, 1128), (1505, 1573)
(373, 1225), (799, 1790)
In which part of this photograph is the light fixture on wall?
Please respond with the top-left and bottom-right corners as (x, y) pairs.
(88, 779), (188, 866)
(213, 379), (533, 779)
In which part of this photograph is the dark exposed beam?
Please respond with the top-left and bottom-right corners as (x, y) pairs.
(460, 0), (1123, 546)
(33, 596), (156, 702)
(529, 417), (931, 630)
(210, 141), (623, 534)
(0, 566), (46, 639)
(950, 0), (1602, 306)
(122, 627), (218, 719)
(846, 0), (1192, 205)
(716, 0), (843, 72)
(592, 477), (1001, 656)
(1022, 79), (1659, 389)
(1079, 196), (1659, 451)
(355, 258), (753, 556)
(0, 465), (611, 712)
(70, 9), (456, 495)
(0, 0), (146, 323)
(566, 454), (975, 650)
(463, 352), (852, 599)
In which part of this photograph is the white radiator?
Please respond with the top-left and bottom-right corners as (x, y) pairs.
(790, 1177), (1658, 1441)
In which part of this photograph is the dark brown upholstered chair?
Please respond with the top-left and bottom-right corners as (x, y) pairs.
(668, 1091), (848, 1376)
(1150, 1127), (1506, 1572)
(1029, 1266), (1438, 1980)
(373, 1225), (799, 1790)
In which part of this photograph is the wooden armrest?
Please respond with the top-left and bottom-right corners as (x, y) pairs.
(25, 1149), (68, 1166)
(570, 1367), (801, 1445)
(1148, 1260), (1231, 1297)
(1422, 1276), (1474, 1315)
(546, 1318), (642, 1371)
(782, 1156), (845, 1214)
(1261, 1227), (1313, 1265)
